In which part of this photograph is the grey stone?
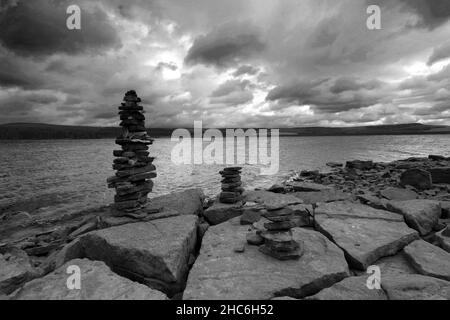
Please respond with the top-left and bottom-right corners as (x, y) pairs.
(0, 248), (40, 295)
(293, 189), (352, 204)
(72, 215), (198, 297)
(387, 200), (441, 236)
(315, 201), (418, 270)
(150, 188), (204, 216)
(308, 276), (387, 300)
(240, 207), (262, 225)
(435, 227), (450, 253)
(403, 240), (450, 281)
(380, 187), (418, 201)
(287, 182), (332, 192)
(400, 169), (432, 190)
(244, 190), (302, 210)
(382, 274), (450, 300)
(441, 201), (450, 219)
(203, 199), (243, 225)
(428, 167), (450, 184)
(13, 259), (167, 300)
(183, 217), (350, 300)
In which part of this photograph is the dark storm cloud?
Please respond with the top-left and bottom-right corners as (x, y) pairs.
(0, 55), (43, 89)
(267, 78), (384, 113)
(233, 65), (260, 77)
(210, 79), (253, 106)
(265, 79), (325, 104)
(371, 0), (450, 29)
(330, 78), (382, 94)
(185, 22), (265, 68)
(0, 0), (120, 56)
(211, 80), (250, 97)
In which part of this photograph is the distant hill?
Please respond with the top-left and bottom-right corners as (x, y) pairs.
(0, 122), (449, 140)
(279, 123), (450, 136)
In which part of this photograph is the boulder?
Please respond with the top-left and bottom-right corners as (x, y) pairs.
(267, 184), (285, 193)
(400, 169), (432, 190)
(441, 201), (450, 219)
(0, 248), (40, 295)
(346, 160), (374, 170)
(326, 162), (343, 168)
(380, 187), (418, 201)
(288, 204), (314, 227)
(71, 215), (198, 297)
(307, 276), (387, 300)
(435, 228), (450, 253)
(428, 167), (450, 184)
(387, 200), (441, 236)
(150, 188), (204, 216)
(315, 201), (418, 270)
(403, 240), (450, 281)
(13, 259), (167, 300)
(286, 182), (332, 192)
(183, 217), (350, 300)
(243, 190), (302, 210)
(293, 189), (352, 205)
(429, 155), (446, 161)
(381, 274), (450, 300)
(203, 199), (243, 225)
(240, 207), (263, 225)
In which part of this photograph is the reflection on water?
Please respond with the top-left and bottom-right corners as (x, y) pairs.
(0, 135), (449, 216)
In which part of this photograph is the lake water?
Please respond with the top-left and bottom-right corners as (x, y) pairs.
(0, 135), (449, 217)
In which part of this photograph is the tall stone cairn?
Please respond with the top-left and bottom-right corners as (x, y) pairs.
(107, 90), (156, 213)
(219, 167), (244, 204)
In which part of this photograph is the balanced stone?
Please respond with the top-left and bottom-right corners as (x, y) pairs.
(107, 90), (156, 214)
(258, 209), (304, 261)
(218, 167), (243, 204)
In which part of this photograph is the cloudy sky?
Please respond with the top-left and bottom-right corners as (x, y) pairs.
(1, 0), (450, 128)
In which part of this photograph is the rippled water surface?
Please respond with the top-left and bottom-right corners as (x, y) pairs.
(0, 135), (449, 216)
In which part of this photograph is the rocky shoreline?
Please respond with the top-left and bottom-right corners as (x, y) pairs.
(1, 155), (450, 300)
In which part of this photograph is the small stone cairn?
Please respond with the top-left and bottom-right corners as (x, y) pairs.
(258, 207), (304, 260)
(107, 90), (156, 214)
(219, 167), (244, 204)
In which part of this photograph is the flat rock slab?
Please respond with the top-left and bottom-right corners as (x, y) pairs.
(382, 274), (450, 300)
(354, 252), (418, 277)
(77, 215), (198, 296)
(244, 191), (302, 210)
(315, 202), (418, 270)
(435, 228), (450, 253)
(403, 240), (450, 281)
(441, 201), (450, 218)
(387, 200), (441, 236)
(13, 259), (167, 300)
(373, 252), (418, 276)
(203, 199), (243, 225)
(286, 182), (332, 192)
(293, 189), (352, 204)
(183, 217), (350, 300)
(150, 188), (204, 216)
(0, 249), (40, 295)
(315, 201), (404, 222)
(380, 187), (418, 201)
(308, 276), (387, 300)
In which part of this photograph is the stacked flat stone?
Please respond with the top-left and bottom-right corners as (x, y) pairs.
(107, 90), (156, 213)
(258, 208), (304, 260)
(219, 167), (244, 204)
